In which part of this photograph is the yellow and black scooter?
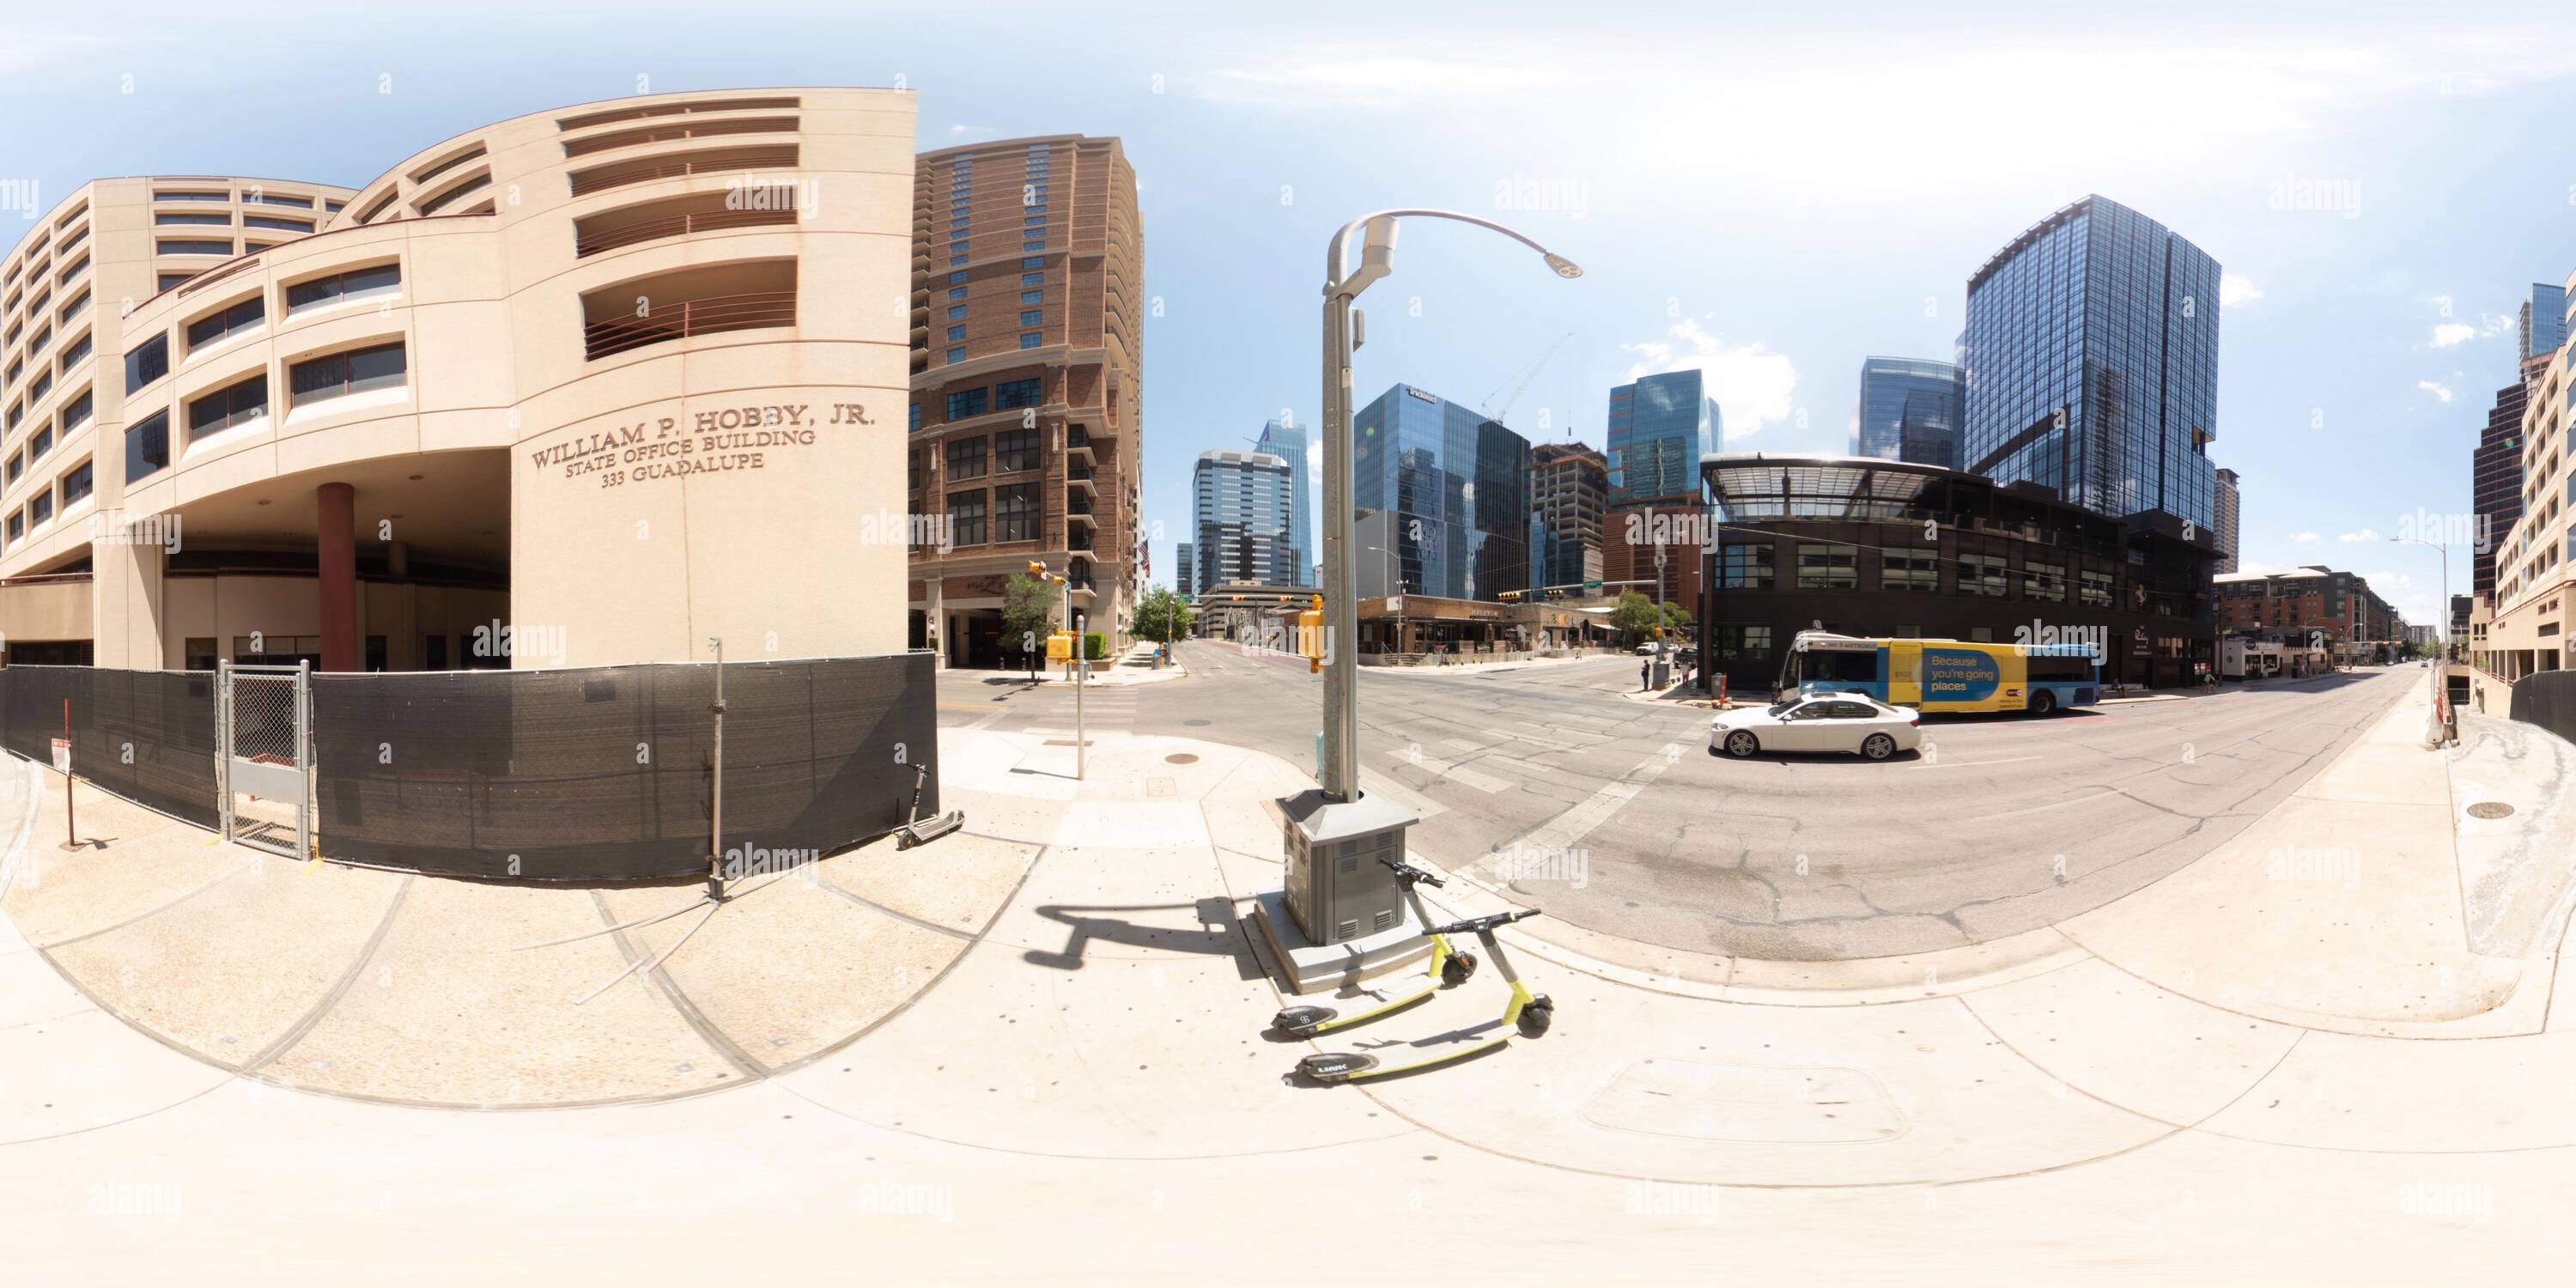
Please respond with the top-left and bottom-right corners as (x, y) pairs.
(1295, 907), (1554, 1084)
(1272, 856), (1479, 1039)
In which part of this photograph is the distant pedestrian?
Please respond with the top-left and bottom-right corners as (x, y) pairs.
(1641, 656), (1652, 691)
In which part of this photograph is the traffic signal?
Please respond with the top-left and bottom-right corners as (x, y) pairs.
(1297, 594), (1325, 673)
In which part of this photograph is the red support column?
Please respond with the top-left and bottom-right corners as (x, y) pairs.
(317, 482), (358, 671)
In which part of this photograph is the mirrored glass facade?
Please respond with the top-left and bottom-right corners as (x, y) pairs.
(1959, 196), (2221, 531)
(1853, 356), (1964, 471)
(1353, 384), (1532, 600)
(1606, 369), (1721, 506)
(1254, 417), (1314, 586)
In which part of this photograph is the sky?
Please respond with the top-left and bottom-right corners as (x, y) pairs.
(8, 0), (2576, 627)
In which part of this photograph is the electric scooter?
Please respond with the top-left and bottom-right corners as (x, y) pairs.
(1271, 856), (1477, 1038)
(1295, 907), (1554, 1084)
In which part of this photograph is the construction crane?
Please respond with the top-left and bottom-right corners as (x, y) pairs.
(1480, 331), (1576, 423)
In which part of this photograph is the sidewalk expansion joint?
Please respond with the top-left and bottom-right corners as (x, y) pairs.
(242, 873), (416, 1075)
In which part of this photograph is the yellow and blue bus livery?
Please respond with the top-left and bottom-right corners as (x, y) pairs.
(1776, 631), (2100, 714)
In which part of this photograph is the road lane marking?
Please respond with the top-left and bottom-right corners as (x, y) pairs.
(1916, 755), (2044, 769)
(1504, 744), (1684, 852)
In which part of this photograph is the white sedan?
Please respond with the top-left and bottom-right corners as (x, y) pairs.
(1710, 694), (1923, 761)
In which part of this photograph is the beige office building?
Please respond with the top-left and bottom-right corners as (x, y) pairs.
(0, 87), (916, 671)
(2476, 265), (2576, 698)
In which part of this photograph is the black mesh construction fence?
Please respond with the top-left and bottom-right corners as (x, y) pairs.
(0, 666), (221, 828)
(2511, 671), (2576, 749)
(313, 653), (937, 881)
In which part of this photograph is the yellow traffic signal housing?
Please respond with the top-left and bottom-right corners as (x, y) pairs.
(1297, 595), (1325, 673)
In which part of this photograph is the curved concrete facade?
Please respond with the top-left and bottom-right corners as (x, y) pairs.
(0, 87), (916, 669)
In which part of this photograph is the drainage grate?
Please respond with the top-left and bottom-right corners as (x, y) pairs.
(2467, 802), (2514, 820)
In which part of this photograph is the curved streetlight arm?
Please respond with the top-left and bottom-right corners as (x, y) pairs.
(1325, 208), (1581, 300)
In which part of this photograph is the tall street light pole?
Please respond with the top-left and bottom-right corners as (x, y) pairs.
(2390, 535), (2451, 661)
(1260, 210), (1580, 981)
(1319, 209), (1581, 803)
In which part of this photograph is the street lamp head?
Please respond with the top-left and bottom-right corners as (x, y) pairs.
(1544, 252), (1583, 279)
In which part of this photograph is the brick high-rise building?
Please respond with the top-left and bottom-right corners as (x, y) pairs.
(908, 135), (1142, 668)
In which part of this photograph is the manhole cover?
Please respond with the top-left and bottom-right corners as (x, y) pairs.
(1165, 753), (1200, 765)
(1183, 719), (1212, 727)
(2467, 802), (2515, 820)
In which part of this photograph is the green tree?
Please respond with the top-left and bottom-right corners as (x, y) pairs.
(1129, 586), (1195, 647)
(1660, 600), (1694, 635)
(1607, 590), (1661, 644)
(1001, 572), (1059, 679)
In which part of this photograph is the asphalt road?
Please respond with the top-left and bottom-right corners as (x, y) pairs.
(939, 644), (2415, 962)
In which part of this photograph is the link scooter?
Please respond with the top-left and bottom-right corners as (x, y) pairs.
(1271, 856), (1478, 1039)
(1295, 907), (1555, 1084)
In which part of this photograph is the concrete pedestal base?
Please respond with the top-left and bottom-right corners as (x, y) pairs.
(1249, 889), (1431, 996)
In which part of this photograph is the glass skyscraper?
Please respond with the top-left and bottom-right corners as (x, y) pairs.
(1190, 450), (1297, 588)
(1606, 370), (1722, 506)
(1352, 384), (1532, 600)
(1853, 356), (1965, 471)
(1253, 417), (1314, 586)
(1959, 195), (2221, 531)
(2520, 283), (2568, 362)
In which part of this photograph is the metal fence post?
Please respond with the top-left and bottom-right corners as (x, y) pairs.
(216, 661), (233, 845)
(295, 659), (313, 861)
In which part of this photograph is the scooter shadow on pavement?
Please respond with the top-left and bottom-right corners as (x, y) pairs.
(1021, 896), (1265, 980)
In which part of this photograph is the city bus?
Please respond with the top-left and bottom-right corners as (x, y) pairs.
(1774, 631), (2101, 714)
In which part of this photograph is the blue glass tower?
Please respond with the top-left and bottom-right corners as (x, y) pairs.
(1254, 417), (1314, 586)
(1853, 356), (1964, 471)
(2520, 283), (2567, 362)
(1959, 195), (2221, 530)
(1605, 370), (1721, 506)
(1352, 384), (1532, 600)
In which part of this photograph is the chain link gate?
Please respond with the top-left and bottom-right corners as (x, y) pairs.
(216, 661), (313, 859)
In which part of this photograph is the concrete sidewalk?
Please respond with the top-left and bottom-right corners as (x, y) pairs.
(5, 673), (2573, 1280)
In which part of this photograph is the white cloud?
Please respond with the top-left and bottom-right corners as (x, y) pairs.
(946, 124), (997, 142)
(2221, 273), (2263, 307)
(2290, 531), (2320, 544)
(2338, 528), (2381, 543)
(2416, 380), (2454, 403)
(2430, 324), (2478, 348)
(1619, 318), (1798, 440)
(1189, 51), (1576, 112)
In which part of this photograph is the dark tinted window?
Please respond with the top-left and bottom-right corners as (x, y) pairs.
(188, 374), (269, 437)
(125, 410), (171, 483)
(2027, 653), (2095, 681)
(288, 343), (404, 404)
(185, 296), (265, 349)
(286, 263), (400, 311)
(125, 333), (169, 393)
